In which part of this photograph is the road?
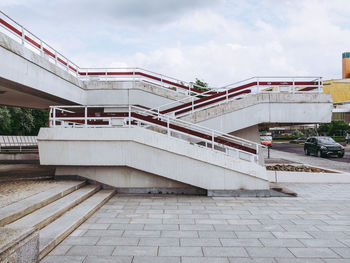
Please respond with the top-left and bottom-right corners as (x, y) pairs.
(272, 142), (350, 163)
(265, 142), (350, 173)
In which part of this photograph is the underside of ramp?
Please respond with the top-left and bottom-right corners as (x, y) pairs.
(37, 127), (269, 193)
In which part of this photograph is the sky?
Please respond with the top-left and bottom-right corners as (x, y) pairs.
(1, 0), (350, 86)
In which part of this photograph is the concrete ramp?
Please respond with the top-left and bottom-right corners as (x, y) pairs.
(38, 127), (269, 193)
(180, 92), (333, 134)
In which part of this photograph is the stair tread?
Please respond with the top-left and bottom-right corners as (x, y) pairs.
(0, 180), (85, 226)
(39, 190), (114, 258)
(8, 185), (100, 229)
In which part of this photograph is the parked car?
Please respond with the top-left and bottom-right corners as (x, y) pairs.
(260, 135), (272, 147)
(290, 137), (307, 144)
(304, 136), (344, 158)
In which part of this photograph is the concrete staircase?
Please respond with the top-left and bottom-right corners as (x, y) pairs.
(0, 180), (114, 260)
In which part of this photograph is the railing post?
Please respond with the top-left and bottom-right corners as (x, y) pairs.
(167, 116), (170, 136)
(318, 77), (322, 92)
(40, 40), (43, 56)
(21, 26), (25, 45)
(212, 131), (214, 149)
(226, 89), (228, 102)
(128, 105), (131, 128)
(256, 78), (259, 94)
(52, 107), (56, 128)
(189, 82), (193, 96)
(84, 106), (87, 128)
(191, 97), (194, 112)
(292, 78), (295, 93)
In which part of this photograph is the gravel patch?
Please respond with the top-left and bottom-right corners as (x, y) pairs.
(0, 180), (60, 208)
(264, 149), (350, 173)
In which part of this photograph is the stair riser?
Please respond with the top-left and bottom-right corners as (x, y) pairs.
(0, 181), (85, 226)
(39, 191), (114, 260)
(29, 186), (100, 230)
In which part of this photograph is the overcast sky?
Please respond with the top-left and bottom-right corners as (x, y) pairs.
(1, 0), (349, 86)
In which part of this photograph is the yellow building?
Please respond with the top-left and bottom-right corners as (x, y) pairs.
(323, 79), (350, 103)
(323, 52), (350, 123)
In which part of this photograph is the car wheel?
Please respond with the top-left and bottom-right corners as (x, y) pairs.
(338, 153), (344, 158)
(305, 148), (310, 156)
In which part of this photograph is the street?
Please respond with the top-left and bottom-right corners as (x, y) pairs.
(272, 142), (350, 163)
(265, 142), (350, 173)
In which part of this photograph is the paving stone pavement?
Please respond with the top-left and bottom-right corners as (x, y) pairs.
(41, 183), (350, 263)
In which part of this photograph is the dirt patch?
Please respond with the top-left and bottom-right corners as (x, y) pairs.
(266, 164), (333, 173)
(0, 180), (60, 208)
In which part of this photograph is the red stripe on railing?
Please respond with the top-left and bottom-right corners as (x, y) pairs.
(132, 112), (256, 154)
(0, 18), (22, 36)
(43, 48), (55, 58)
(69, 65), (77, 72)
(298, 86), (317, 91)
(55, 111), (256, 154)
(258, 81), (319, 86)
(77, 70), (204, 93)
(107, 72), (134, 76)
(24, 35), (41, 48)
(57, 57), (67, 66)
(161, 82), (256, 115)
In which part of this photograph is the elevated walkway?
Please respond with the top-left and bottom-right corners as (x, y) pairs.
(39, 105), (269, 194)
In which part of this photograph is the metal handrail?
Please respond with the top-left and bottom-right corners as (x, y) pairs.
(0, 136), (38, 153)
(142, 76), (323, 117)
(0, 10), (214, 96)
(49, 105), (262, 164)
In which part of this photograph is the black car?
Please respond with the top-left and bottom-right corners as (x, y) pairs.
(304, 136), (344, 158)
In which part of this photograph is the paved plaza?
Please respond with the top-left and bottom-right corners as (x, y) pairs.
(42, 183), (350, 263)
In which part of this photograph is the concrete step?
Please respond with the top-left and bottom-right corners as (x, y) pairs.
(39, 189), (115, 259)
(0, 181), (85, 226)
(7, 185), (100, 230)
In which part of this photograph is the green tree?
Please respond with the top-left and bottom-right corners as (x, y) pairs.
(0, 106), (11, 134)
(318, 121), (350, 136)
(193, 78), (210, 92)
(291, 129), (304, 138)
(0, 106), (48, 135)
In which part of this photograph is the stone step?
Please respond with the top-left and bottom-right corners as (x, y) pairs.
(39, 189), (115, 259)
(7, 185), (100, 230)
(0, 180), (85, 226)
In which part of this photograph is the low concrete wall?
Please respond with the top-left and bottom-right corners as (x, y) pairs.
(0, 153), (39, 164)
(38, 127), (269, 191)
(56, 166), (192, 188)
(268, 170), (350, 183)
(0, 227), (39, 263)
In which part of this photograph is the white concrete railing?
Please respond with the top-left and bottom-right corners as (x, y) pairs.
(0, 11), (323, 101)
(0, 11), (210, 97)
(49, 105), (263, 165)
(145, 76), (323, 117)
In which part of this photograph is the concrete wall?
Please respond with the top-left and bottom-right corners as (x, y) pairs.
(0, 32), (86, 108)
(55, 166), (191, 188)
(38, 127), (269, 191)
(181, 93), (333, 134)
(231, 125), (260, 143)
(0, 32), (190, 109)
